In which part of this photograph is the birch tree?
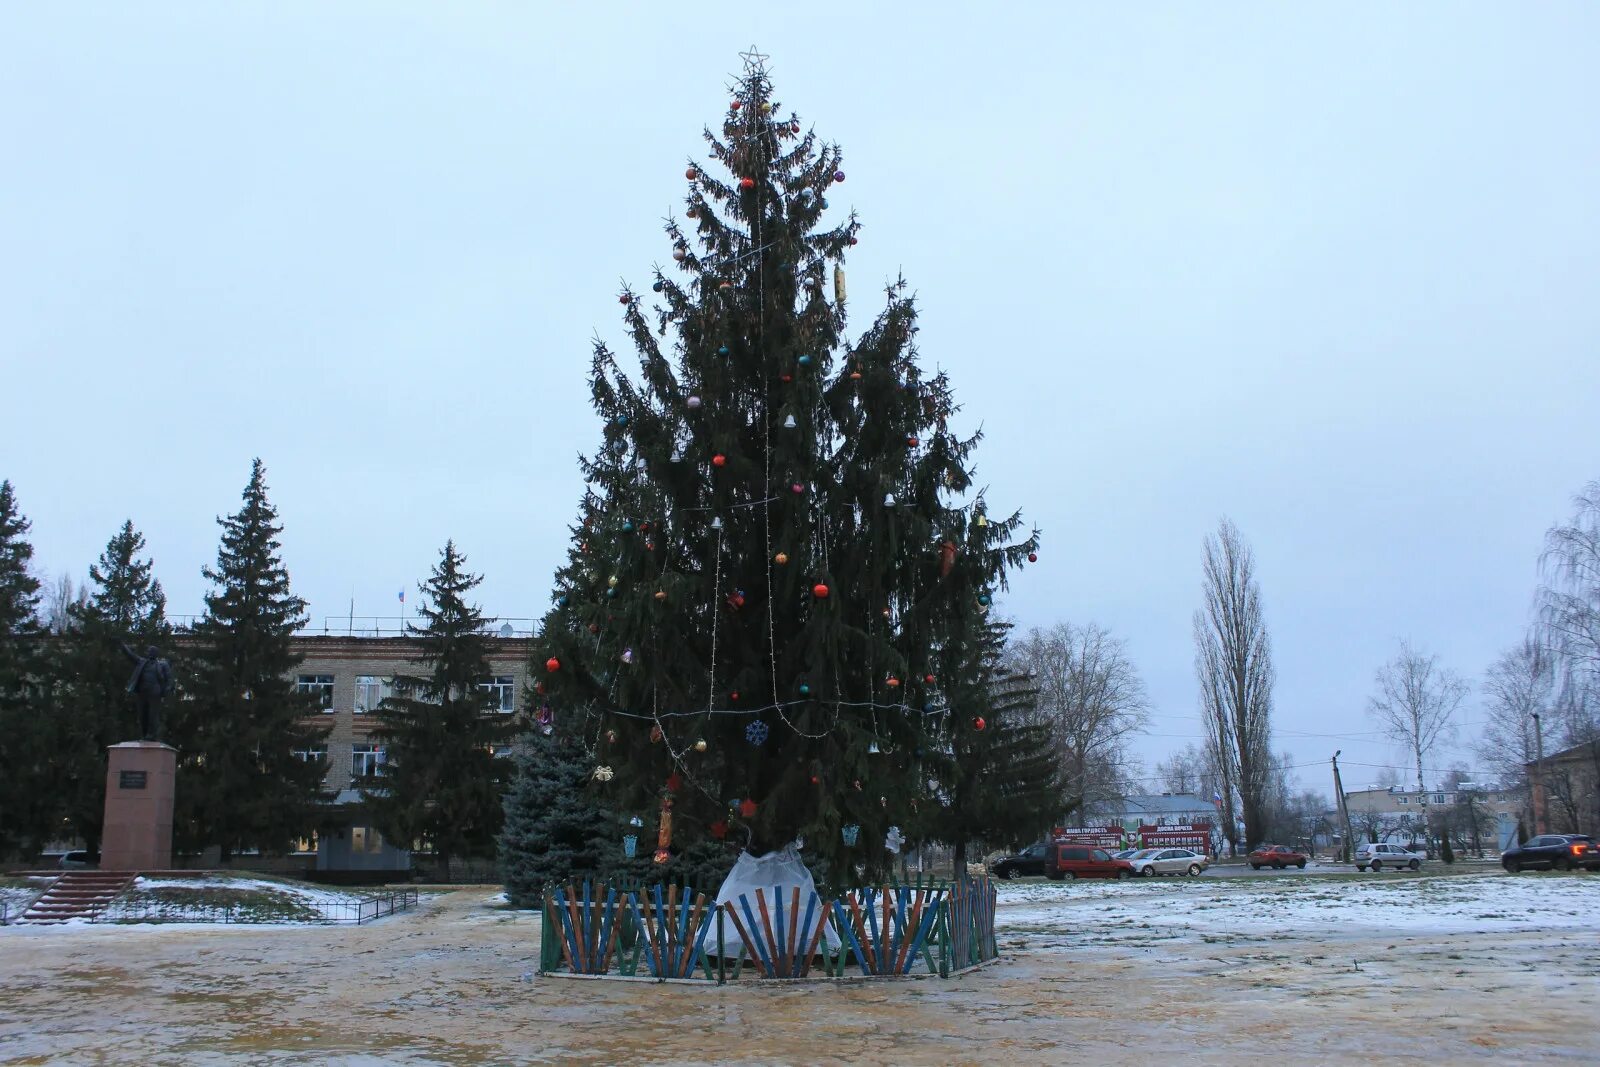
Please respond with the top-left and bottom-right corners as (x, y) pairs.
(1368, 640), (1466, 795)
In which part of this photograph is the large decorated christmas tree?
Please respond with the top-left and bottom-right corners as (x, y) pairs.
(537, 51), (1038, 885)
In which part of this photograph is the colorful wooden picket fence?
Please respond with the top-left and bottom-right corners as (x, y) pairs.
(540, 874), (999, 982)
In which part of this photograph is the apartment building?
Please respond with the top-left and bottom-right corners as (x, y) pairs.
(289, 634), (535, 878)
(1343, 784), (1521, 850)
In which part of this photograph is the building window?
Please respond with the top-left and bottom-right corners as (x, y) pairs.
(488, 743), (513, 759)
(1433, 794), (1445, 805)
(350, 826), (384, 854)
(1398, 796), (1408, 805)
(292, 745), (327, 763)
(478, 675), (516, 714)
(352, 743), (386, 779)
(292, 833), (319, 855)
(354, 675), (390, 715)
(297, 674), (335, 711)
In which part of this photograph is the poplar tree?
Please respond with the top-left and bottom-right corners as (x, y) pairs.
(366, 541), (515, 880)
(176, 459), (326, 859)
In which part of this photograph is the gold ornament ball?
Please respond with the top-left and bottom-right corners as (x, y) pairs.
(608, 575), (619, 588)
(694, 739), (707, 752)
(759, 101), (772, 114)
(774, 552), (789, 565)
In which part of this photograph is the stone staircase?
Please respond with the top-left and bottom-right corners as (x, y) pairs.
(20, 871), (136, 924)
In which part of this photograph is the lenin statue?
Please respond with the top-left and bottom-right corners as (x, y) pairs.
(119, 643), (174, 742)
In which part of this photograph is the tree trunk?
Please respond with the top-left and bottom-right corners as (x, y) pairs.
(952, 839), (968, 878)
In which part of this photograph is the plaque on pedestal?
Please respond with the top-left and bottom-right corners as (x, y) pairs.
(102, 741), (178, 871)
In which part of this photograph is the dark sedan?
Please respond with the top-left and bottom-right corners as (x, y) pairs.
(1501, 834), (1600, 873)
(989, 843), (1051, 879)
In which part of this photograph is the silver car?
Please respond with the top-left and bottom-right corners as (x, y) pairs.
(1129, 847), (1209, 877)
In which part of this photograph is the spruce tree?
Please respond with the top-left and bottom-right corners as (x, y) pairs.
(932, 620), (1062, 874)
(176, 459), (326, 859)
(0, 480), (52, 858)
(535, 53), (1038, 882)
(56, 521), (170, 855)
(366, 541), (515, 880)
(499, 730), (616, 906)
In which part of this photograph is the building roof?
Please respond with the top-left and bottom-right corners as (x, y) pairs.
(1093, 793), (1214, 817)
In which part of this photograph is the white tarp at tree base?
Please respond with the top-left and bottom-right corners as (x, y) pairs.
(710, 844), (841, 955)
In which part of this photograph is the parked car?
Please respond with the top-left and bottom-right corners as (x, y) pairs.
(57, 850), (97, 870)
(1113, 848), (1140, 860)
(1129, 847), (1209, 877)
(1354, 842), (1423, 872)
(1501, 834), (1600, 873)
(989, 843), (1051, 880)
(1050, 844), (1136, 880)
(1247, 844), (1309, 870)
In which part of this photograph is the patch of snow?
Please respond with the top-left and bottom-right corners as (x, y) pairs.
(996, 873), (1600, 941)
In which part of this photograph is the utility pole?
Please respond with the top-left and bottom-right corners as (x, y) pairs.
(1532, 712), (1547, 835)
(1331, 750), (1354, 863)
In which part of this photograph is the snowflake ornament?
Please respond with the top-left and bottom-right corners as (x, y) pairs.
(745, 719), (769, 746)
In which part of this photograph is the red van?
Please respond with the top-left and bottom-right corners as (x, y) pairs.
(1049, 844), (1135, 880)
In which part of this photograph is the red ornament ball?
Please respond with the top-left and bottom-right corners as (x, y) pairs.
(666, 772), (682, 793)
(728, 690), (740, 702)
(731, 100), (743, 111)
(791, 482), (804, 495)
(588, 623), (600, 635)
(545, 657), (561, 673)
(848, 236), (859, 246)
(972, 716), (987, 731)
(924, 673), (936, 685)
(739, 798), (758, 818)
(907, 436), (919, 447)
(710, 820), (729, 839)
(886, 676), (901, 689)
(712, 454), (727, 468)
(1028, 552), (1038, 563)
(812, 583), (830, 599)
(810, 775), (820, 785)
(739, 177), (755, 190)
(618, 293), (631, 304)
(685, 166), (698, 180)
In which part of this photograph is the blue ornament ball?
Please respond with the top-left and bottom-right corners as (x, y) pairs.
(622, 521), (634, 533)
(798, 683), (811, 696)
(606, 588), (617, 599)
(718, 344), (730, 357)
(797, 354), (813, 367)
(652, 280), (664, 292)
(557, 595), (569, 607)
(977, 594), (992, 606)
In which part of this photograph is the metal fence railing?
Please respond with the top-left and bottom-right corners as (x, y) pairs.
(0, 901), (9, 926)
(92, 888), (419, 926)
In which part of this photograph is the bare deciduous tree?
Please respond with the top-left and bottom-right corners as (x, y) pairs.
(1476, 640), (1551, 826)
(1368, 640), (1467, 796)
(1010, 622), (1149, 826)
(1539, 482), (1600, 699)
(42, 571), (86, 633)
(1194, 518), (1275, 851)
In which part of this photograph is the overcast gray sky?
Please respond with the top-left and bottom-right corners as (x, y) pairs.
(5, 3), (1598, 793)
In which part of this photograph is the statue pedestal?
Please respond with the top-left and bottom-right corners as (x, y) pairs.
(101, 742), (177, 871)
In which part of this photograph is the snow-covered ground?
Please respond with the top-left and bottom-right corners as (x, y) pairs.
(997, 871), (1600, 944)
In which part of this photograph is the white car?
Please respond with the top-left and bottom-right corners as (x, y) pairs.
(1354, 842), (1423, 872)
(1129, 847), (1209, 877)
